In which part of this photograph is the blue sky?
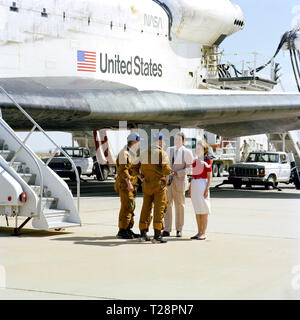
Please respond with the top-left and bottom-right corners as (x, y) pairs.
(221, 0), (300, 92)
(17, 0), (300, 151)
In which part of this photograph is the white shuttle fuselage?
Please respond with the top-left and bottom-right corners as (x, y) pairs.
(0, 0), (244, 90)
(1, 0), (299, 139)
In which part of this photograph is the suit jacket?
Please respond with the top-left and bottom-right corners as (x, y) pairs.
(166, 146), (193, 192)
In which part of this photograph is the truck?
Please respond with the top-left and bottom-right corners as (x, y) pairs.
(227, 151), (293, 189)
(43, 147), (115, 181)
(43, 147), (93, 180)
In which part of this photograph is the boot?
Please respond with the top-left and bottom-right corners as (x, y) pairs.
(127, 228), (141, 238)
(140, 229), (151, 242)
(161, 230), (170, 237)
(116, 229), (134, 239)
(152, 229), (167, 244)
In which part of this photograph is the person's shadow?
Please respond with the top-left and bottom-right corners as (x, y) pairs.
(51, 235), (192, 247)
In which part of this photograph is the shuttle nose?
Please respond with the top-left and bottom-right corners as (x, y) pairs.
(233, 4), (245, 28)
(156, 0), (246, 45)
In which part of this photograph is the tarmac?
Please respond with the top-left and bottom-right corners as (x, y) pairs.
(0, 177), (300, 300)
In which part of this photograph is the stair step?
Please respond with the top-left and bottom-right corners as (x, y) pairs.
(47, 221), (80, 230)
(31, 185), (41, 196)
(44, 189), (52, 197)
(0, 140), (7, 150)
(43, 209), (70, 218)
(10, 161), (27, 173)
(0, 150), (14, 161)
(19, 173), (36, 184)
(30, 185), (49, 197)
(41, 197), (58, 210)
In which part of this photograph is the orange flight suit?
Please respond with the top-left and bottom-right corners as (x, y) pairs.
(114, 145), (139, 230)
(138, 145), (172, 231)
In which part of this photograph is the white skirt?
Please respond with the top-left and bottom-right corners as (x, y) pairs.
(191, 179), (211, 215)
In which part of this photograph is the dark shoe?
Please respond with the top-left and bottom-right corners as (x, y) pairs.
(162, 231), (170, 237)
(140, 230), (151, 242)
(190, 236), (199, 240)
(152, 229), (167, 244)
(127, 229), (141, 238)
(116, 229), (133, 239)
(176, 231), (182, 238)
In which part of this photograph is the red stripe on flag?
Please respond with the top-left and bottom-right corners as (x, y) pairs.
(77, 65), (96, 68)
(77, 66), (96, 70)
(77, 69), (97, 72)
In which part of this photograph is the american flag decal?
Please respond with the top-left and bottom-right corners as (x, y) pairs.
(77, 50), (96, 72)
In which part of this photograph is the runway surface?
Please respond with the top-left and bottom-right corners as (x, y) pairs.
(0, 177), (300, 300)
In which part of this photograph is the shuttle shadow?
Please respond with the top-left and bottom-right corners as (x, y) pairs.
(211, 187), (300, 200)
(67, 178), (300, 200)
(67, 179), (120, 198)
(0, 226), (71, 237)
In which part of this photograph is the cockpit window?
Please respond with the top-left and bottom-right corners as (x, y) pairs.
(152, 0), (173, 40)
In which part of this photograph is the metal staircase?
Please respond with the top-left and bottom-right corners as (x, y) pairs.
(268, 132), (300, 167)
(0, 87), (81, 234)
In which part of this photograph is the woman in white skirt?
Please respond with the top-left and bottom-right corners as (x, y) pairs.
(188, 140), (212, 240)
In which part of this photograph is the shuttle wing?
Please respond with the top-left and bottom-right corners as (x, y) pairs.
(0, 77), (300, 137)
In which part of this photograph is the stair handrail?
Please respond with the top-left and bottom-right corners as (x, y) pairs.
(0, 117), (44, 216)
(0, 86), (80, 215)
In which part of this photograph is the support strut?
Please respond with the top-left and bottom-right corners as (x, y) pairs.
(13, 217), (32, 236)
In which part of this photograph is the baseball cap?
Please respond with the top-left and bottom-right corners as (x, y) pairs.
(127, 132), (143, 142)
(153, 132), (164, 141)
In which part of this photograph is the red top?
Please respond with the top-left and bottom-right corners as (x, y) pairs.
(192, 158), (212, 179)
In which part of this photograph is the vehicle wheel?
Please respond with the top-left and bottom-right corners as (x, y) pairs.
(97, 166), (109, 181)
(218, 163), (224, 177)
(93, 162), (102, 181)
(71, 167), (81, 182)
(265, 175), (276, 190)
(233, 181), (242, 189)
(212, 163), (218, 177)
(102, 166), (109, 180)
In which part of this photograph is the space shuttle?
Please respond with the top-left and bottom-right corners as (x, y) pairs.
(1, 0), (300, 233)
(0, 0), (299, 137)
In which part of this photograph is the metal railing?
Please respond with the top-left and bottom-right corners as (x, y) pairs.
(0, 118), (44, 218)
(0, 86), (80, 216)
